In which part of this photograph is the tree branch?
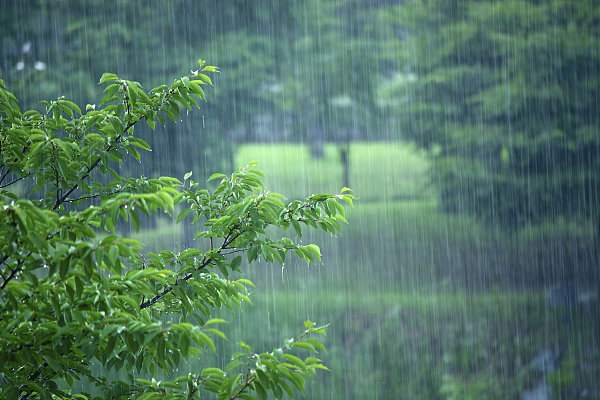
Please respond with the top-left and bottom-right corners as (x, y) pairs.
(220, 248), (248, 256)
(52, 118), (138, 211)
(0, 167), (9, 185)
(52, 80), (179, 211)
(0, 259), (24, 289)
(0, 254), (9, 271)
(0, 175), (27, 189)
(63, 188), (124, 203)
(229, 374), (256, 400)
(18, 362), (48, 400)
(139, 230), (242, 309)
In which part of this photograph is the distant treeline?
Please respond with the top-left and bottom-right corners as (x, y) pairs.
(2, 0), (599, 230)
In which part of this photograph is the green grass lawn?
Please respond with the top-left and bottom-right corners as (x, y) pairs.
(235, 141), (432, 201)
(182, 288), (580, 400)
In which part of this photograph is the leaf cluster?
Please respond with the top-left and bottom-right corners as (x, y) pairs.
(0, 63), (353, 399)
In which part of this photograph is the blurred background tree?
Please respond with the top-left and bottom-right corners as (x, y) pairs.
(0, 0), (392, 187)
(385, 0), (600, 230)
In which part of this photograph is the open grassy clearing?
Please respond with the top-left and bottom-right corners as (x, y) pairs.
(236, 141), (432, 201)
(127, 140), (597, 301)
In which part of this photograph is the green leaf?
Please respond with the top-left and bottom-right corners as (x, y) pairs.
(230, 255), (242, 271)
(204, 318), (227, 326)
(207, 172), (226, 182)
(300, 244), (321, 263)
(176, 208), (193, 223)
(195, 331), (216, 352)
(99, 72), (119, 84)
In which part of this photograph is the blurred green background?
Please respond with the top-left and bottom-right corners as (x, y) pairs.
(3, 0), (600, 398)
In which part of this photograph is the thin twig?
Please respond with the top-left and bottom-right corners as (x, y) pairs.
(53, 80), (180, 211)
(139, 230), (242, 309)
(1, 84), (177, 288)
(18, 362), (47, 400)
(221, 248), (248, 256)
(63, 188), (123, 203)
(52, 119), (136, 210)
(0, 254), (9, 271)
(229, 374), (256, 400)
(0, 175), (27, 189)
(51, 141), (60, 206)
(0, 167), (9, 185)
(1, 259), (24, 289)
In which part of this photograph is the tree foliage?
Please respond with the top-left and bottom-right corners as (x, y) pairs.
(0, 62), (353, 399)
(1, 1), (393, 143)
(388, 0), (600, 227)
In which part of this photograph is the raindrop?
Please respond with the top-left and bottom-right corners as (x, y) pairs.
(21, 41), (31, 54)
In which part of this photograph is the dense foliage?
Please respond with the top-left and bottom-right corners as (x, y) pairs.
(1, 0), (393, 191)
(0, 0), (387, 140)
(0, 64), (353, 399)
(388, 0), (600, 228)
(4, 0), (598, 230)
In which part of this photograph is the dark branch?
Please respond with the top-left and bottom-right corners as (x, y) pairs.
(63, 188), (124, 203)
(52, 118), (138, 211)
(229, 373), (256, 400)
(52, 80), (181, 212)
(139, 230), (242, 309)
(139, 257), (213, 309)
(0, 254), (9, 271)
(220, 248), (248, 256)
(0, 175), (27, 189)
(51, 80), (180, 211)
(0, 167), (9, 185)
(0, 259), (24, 289)
(52, 152), (104, 210)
